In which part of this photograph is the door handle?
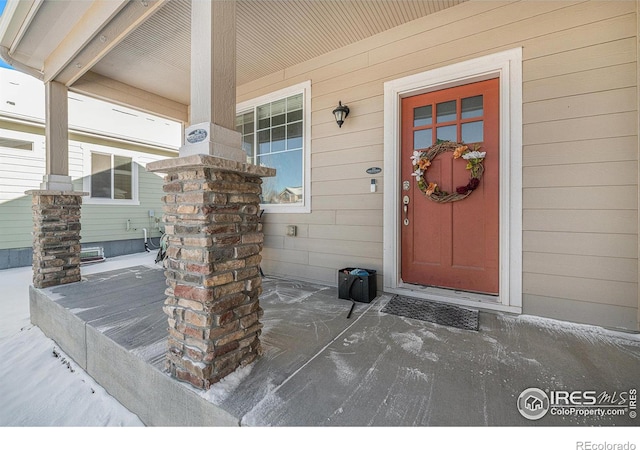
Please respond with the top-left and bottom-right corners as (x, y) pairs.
(403, 195), (410, 226)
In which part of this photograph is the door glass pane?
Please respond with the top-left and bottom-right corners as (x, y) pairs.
(414, 105), (432, 127)
(414, 129), (432, 150)
(114, 156), (132, 200)
(461, 121), (483, 143)
(461, 95), (483, 119)
(436, 125), (457, 142)
(436, 100), (456, 122)
(91, 153), (111, 198)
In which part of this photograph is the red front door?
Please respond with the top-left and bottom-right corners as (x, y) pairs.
(400, 78), (500, 294)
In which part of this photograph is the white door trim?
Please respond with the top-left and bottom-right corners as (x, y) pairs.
(383, 48), (523, 314)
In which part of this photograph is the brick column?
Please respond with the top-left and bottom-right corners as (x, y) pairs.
(27, 190), (88, 289)
(147, 155), (275, 389)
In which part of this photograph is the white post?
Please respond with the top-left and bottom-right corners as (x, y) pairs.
(42, 80), (73, 191)
(182, 0), (245, 162)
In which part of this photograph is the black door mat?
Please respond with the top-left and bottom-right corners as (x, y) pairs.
(382, 295), (479, 331)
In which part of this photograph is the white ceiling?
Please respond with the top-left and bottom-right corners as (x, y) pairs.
(91, 0), (466, 105)
(2, 0), (466, 110)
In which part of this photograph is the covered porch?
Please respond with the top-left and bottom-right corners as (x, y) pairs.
(2, 1), (640, 429)
(29, 255), (640, 426)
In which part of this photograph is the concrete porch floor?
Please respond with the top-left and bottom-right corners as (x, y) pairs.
(29, 264), (640, 426)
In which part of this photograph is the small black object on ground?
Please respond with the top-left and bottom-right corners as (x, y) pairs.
(338, 268), (377, 318)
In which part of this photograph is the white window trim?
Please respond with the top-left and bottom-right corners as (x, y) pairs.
(383, 48), (523, 314)
(82, 146), (140, 206)
(236, 80), (311, 213)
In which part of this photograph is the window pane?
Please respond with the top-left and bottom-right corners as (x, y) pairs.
(0, 137), (33, 151)
(257, 105), (270, 129)
(272, 99), (286, 126)
(287, 109), (302, 123)
(461, 121), (483, 143)
(272, 113), (286, 127)
(287, 94), (303, 112)
(114, 156), (132, 200)
(241, 112), (254, 134)
(272, 98), (286, 115)
(414, 105), (432, 127)
(258, 129), (271, 155)
(258, 150), (303, 205)
(462, 95), (483, 119)
(272, 126), (286, 152)
(237, 111), (255, 163)
(242, 133), (254, 162)
(91, 153), (111, 198)
(436, 100), (456, 122)
(436, 125), (457, 142)
(414, 129), (432, 150)
(287, 122), (303, 150)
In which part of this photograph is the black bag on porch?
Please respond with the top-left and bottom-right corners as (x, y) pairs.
(338, 268), (377, 303)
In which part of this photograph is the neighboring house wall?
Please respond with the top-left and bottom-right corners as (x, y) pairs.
(238, 0), (639, 330)
(0, 123), (174, 268)
(0, 69), (180, 269)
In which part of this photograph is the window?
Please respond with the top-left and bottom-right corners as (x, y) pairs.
(90, 152), (134, 200)
(0, 137), (33, 151)
(236, 81), (311, 213)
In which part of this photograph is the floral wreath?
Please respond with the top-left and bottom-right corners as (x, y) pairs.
(411, 140), (486, 203)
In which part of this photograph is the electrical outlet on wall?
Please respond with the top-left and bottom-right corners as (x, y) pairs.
(286, 225), (297, 237)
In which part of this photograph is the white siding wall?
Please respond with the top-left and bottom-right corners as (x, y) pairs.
(0, 126), (172, 250)
(0, 127), (46, 248)
(238, 0), (639, 330)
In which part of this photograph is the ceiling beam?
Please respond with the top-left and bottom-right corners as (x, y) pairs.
(43, 0), (129, 83)
(46, 0), (167, 86)
(71, 70), (188, 124)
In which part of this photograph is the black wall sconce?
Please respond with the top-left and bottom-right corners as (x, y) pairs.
(332, 101), (350, 128)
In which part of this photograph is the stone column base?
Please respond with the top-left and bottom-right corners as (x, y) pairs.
(26, 190), (88, 289)
(147, 155), (276, 389)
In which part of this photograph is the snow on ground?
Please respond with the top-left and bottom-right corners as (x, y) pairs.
(0, 252), (636, 449)
(0, 252), (155, 427)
